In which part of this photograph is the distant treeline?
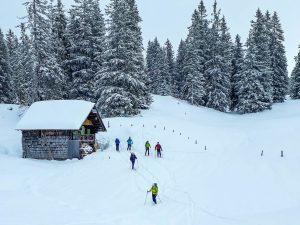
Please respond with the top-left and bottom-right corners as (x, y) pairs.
(0, 0), (299, 116)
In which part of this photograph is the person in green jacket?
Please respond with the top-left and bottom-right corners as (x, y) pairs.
(145, 141), (151, 156)
(147, 183), (158, 204)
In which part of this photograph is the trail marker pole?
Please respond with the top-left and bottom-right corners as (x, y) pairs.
(204, 146), (207, 150)
(261, 150), (264, 156)
(281, 150), (284, 157)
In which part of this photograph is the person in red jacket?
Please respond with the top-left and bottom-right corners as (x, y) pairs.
(155, 142), (162, 158)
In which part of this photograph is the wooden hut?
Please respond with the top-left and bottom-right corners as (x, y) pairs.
(16, 100), (106, 160)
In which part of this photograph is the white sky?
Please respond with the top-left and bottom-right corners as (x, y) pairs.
(0, 0), (299, 73)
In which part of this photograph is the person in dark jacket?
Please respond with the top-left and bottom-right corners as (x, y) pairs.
(155, 142), (162, 158)
(115, 138), (120, 151)
(130, 152), (137, 170)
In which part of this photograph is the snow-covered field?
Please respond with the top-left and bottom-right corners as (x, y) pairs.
(1, 95), (300, 225)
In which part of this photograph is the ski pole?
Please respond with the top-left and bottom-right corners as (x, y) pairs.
(157, 195), (162, 203)
(144, 192), (148, 205)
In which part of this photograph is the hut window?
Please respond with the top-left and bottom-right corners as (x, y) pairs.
(72, 131), (80, 140)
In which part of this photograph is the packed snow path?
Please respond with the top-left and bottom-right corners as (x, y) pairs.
(1, 96), (300, 225)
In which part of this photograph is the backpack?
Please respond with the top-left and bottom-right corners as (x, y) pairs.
(130, 154), (136, 161)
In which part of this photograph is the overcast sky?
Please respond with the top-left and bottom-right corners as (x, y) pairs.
(0, 0), (299, 73)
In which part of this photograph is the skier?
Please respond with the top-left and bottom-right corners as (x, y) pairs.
(147, 183), (158, 204)
(145, 141), (151, 156)
(155, 142), (162, 158)
(115, 138), (120, 151)
(127, 137), (133, 151)
(130, 152), (137, 170)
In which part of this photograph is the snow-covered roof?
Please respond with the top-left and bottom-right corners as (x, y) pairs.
(16, 100), (97, 130)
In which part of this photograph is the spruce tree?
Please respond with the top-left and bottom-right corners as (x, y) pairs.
(6, 29), (20, 103)
(181, 1), (210, 106)
(174, 40), (186, 98)
(269, 12), (288, 102)
(205, 1), (231, 112)
(0, 29), (13, 103)
(90, 0), (106, 76)
(236, 42), (271, 113)
(290, 46), (300, 99)
(50, 0), (70, 98)
(51, 0), (69, 66)
(146, 38), (168, 95)
(95, 0), (151, 117)
(24, 0), (64, 101)
(67, 0), (106, 101)
(231, 35), (244, 110)
(66, 0), (94, 100)
(18, 23), (34, 105)
(164, 39), (175, 96)
(248, 9), (273, 106)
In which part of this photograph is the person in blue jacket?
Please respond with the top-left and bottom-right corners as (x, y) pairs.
(115, 138), (120, 151)
(127, 137), (133, 151)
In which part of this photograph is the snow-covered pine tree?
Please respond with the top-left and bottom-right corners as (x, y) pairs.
(0, 29), (13, 103)
(174, 39), (186, 98)
(268, 12), (288, 102)
(248, 9), (273, 107)
(231, 34), (244, 111)
(205, 1), (231, 112)
(6, 30), (20, 103)
(146, 38), (169, 95)
(67, 0), (106, 102)
(90, 0), (106, 77)
(18, 23), (34, 105)
(164, 39), (175, 96)
(146, 40), (156, 92)
(95, 0), (151, 117)
(124, 0), (151, 105)
(145, 40), (154, 86)
(24, 0), (64, 101)
(236, 39), (271, 113)
(290, 46), (300, 99)
(66, 0), (93, 100)
(50, 0), (70, 98)
(219, 16), (234, 106)
(181, 2), (209, 106)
